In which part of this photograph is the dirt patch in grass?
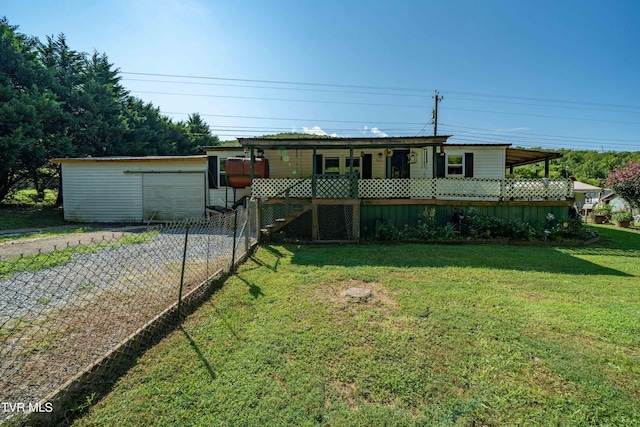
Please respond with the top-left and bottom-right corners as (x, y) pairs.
(314, 279), (397, 315)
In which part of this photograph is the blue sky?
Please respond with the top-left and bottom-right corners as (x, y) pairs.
(3, 0), (640, 151)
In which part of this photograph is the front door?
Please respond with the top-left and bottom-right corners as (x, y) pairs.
(362, 154), (372, 179)
(390, 150), (410, 178)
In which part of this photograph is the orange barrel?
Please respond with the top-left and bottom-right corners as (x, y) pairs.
(225, 157), (269, 188)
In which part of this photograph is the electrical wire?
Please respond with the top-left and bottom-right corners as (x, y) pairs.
(130, 90), (431, 109)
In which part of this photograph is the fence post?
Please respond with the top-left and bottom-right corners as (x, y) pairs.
(177, 224), (190, 317)
(231, 209), (238, 272)
(245, 205), (250, 253)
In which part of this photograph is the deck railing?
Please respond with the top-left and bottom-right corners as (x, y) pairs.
(252, 177), (573, 201)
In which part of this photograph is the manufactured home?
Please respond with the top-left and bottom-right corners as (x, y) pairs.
(56, 137), (571, 238)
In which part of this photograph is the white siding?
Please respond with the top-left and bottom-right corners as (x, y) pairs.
(142, 173), (205, 221)
(61, 163), (143, 223)
(60, 159), (206, 223)
(204, 148), (250, 208)
(411, 146), (506, 179)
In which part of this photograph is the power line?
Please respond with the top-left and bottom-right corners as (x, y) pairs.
(164, 111), (429, 126)
(440, 123), (640, 144)
(131, 90), (430, 109)
(122, 78), (434, 99)
(122, 71), (435, 93)
(122, 71), (640, 110)
(440, 106), (640, 126)
(444, 96), (640, 114)
(123, 77), (640, 114)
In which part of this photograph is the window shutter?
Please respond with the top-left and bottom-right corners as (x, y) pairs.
(315, 154), (323, 175)
(436, 153), (446, 177)
(208, 156), (218, 188)
(464, 153), (474, 177)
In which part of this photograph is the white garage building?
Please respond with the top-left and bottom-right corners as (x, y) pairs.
(54, 156), (209, 223)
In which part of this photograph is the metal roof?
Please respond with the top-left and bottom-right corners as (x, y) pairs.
(52, 155), (206, 164)
(238, 135), (451, 149)
(505, 148), (563, 168)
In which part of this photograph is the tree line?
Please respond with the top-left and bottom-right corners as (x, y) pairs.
(0, 18), (219, 204)
(512, 148), (640, 186)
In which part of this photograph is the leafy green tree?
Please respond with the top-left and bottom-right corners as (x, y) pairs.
(0, 18), (64, 201)
(184, 113), (219, 153)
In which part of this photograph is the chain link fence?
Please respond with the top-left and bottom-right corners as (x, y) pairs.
(0, 200), (258, 425)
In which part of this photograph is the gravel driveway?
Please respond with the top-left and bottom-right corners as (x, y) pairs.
(0, 227), (145, 260)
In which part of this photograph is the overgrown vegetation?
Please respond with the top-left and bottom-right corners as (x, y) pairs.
(72, 226), (640, 426)
(374, 208), (597, 242)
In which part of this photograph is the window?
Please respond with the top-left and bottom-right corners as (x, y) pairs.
(344, 158), (360, 177)
(324, 157), (340, 175)
(447, 154), (463, 176)
(219, 157), (227, 186)
(208, 156), (218, 188)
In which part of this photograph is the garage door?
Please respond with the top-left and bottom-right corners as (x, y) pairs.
(142, 172), (205, 221)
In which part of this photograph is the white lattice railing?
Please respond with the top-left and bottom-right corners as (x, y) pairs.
(252, 178), (573, 201)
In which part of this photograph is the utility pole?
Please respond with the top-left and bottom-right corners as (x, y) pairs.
(431, 90), (444, 179)
(433, 90), (444, 136)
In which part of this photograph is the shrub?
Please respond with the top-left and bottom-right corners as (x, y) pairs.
(604, 160), (640, 209)
(611, 211), (633, 223)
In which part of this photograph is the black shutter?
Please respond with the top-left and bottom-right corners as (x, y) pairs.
(208, 156), (218, 188)
(464, 153), (474, 177)
(315, 154), (323, 175)
(436, 153), (446, 177)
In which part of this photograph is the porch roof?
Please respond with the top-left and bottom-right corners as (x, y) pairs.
(238, 135), (450, 150)
(505, 148), (563, 168)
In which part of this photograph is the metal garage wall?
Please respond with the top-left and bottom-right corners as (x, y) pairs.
(57, 156), (207, 223)
(61, 163), (143, 223)
(142, 172), (205, 221)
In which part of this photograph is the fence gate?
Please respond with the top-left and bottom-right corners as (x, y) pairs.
(312, 199), (359, 242)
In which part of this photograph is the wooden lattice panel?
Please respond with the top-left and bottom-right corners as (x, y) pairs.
(253, 178), (572, 200)
(358, 179), (411, 198)
(503, 179), (572, 200)
(252, 178), (312, 198)
(435, 178), (502, 199)
(316, 178), (354, 198)
(409, 179), (436, 199)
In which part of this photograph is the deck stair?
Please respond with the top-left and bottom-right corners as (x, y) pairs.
(260, 202), (312, 237)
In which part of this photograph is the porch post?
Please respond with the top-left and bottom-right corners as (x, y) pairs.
(386, 148), (392, 179)
(544, 158), (549, 178)
(312, 147), (317, 198)
(432, 146), (437, 178)
(349, 147), (354, 174)
(250, 148), (255, 180)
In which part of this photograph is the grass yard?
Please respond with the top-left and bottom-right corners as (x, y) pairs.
(73, 226), (640, 426)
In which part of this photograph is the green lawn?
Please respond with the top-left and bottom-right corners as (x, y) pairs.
(73, 226), (640, 426)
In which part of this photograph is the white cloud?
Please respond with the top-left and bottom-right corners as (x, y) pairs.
(371, 127), (388, 138)
(303, 126), (328, 136)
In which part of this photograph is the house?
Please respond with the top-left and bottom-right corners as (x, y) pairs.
(54, 137), (571, 234)
(571, 179), (602, 217)
(218, 136), (571, 242)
